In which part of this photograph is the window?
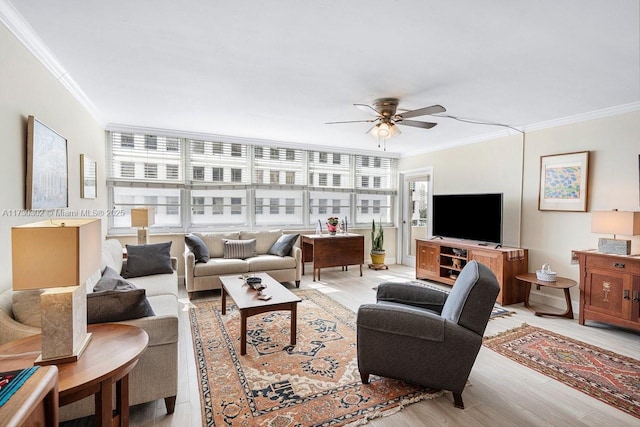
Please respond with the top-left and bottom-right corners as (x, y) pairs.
(361, 176), (369, 188)
(286, 198), (295, 214)
(255, 198), (264, 214)
(319, 173), (328, 186)
(166, 138), (179, 152)
(166, 164), (179, 180)
(121, 134), (134, 148)
(333, 153), (341, 164)
(231, 168), (242, 182)
(121, 162), (135, 178)
(212, 197), (223, 215)
(308, 172), (314, 186)
(286, 149), (295, 161)
(270, 148), (280, 159)
(332, 199), (341, 214)
(285, 171), (295, 185)
(269, 198), (279, 214)
(231, 144), (242, 157)
(144, 163), (158, 179)
(373, 199), (381, 214)
(361, 199), (369, 214)
(270, 170), (279, 184)
(192, 197), (205, 215)
(373, 176), (381, 188)
(231, 197), (242, 215)
(145, 135), (157, 150)
(333, 174), (341, 187)
(212, 167), (223, 182)
(318, 199), (328, 214)
(374, 157), (381, 168)
(319, 152), (328, 163)
(255, 146), (263, 158)
(212, 142), (223, 155)
(256, 170), (264, 183)
(166, 196), (179, 215)
(361, 156), (370, 167)
(192, 140), (205, 154)
(193, 166), (205, 181)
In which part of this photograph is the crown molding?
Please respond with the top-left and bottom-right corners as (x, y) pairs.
(0, 0), (104, 125)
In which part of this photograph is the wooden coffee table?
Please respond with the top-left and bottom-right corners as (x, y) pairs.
(516, 273), (577, 319)
(0, 323), (148, 427)
(220, 273), (302, 355)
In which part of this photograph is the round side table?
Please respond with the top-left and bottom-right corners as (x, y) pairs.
(515, 273), (577, 319)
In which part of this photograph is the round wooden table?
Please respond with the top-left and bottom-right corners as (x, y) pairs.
(0, 323), (148, 427)
(516, 273), (577, 319)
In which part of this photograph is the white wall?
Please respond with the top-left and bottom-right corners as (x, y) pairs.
(399, 110), (640, 311)
(0, 23), (107, 288)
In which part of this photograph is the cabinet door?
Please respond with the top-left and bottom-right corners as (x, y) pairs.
(584, 269), (626, 319)
(417, 241), (438, 277)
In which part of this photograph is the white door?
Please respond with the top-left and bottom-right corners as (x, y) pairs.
(400, 170), (432, 267)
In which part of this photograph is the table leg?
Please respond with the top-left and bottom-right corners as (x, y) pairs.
(240, 310), (247, 355)
(95, 378), (112, 427)
(221, 286), (227, 314)
(290, 303), (297, 346)
(523, 282), (534, 311)
(115, 374), (129, 427)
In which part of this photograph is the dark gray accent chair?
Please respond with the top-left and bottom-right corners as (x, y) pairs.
(356, 260), (500, 409)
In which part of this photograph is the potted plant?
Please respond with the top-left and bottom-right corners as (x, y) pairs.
(326, 217), (339, 235)
(370, 219), (385, 265)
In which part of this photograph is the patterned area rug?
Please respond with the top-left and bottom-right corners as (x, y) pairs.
(372, 281), (515, 320)
(190, 289), (444, 426)
(484, 324), (640, 419)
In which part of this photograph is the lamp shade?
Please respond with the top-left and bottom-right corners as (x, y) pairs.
(11, 219), (102, 291)
(131, 207), (155, 228)
(591, 211), (640, 236)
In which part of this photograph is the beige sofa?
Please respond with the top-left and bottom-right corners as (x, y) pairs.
(0, 239), (179, 421)
(184, 230), (301, 298)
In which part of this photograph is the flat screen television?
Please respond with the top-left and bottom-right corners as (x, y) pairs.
(432, 193), (503, 244)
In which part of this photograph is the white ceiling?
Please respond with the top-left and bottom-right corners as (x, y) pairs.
(4, 0), (640, 156)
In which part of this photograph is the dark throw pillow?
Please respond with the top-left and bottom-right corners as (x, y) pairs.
(185, 234), (210, 263)
(87, 289), (155, 324)
(267, 233), (300, 257)
(94, 266), (137, 292)
(124, 241), (173, 278)
(223, 239), (257, 259)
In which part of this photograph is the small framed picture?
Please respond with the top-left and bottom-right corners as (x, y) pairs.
(538, 151), (590, 212)
(81, 154), (97, 199)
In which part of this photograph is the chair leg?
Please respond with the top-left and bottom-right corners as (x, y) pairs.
(360, 372), (370, 384)
(164, 395), (176, 414)
(452, 392), (464, 409)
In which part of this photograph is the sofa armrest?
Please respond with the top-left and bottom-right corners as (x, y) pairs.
(376, 282), (447, 313)
(184, 250), (196, 292)
(357, 302), (446, 342)
(0, 309), (40, 345)
(291, 246), (302, 280)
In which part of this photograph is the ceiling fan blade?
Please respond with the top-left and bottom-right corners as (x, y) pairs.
(354, 103), (381, 116)
(325, 119), (377, 125)
(398, 104), (446, 119)
(397, 120), (438, 129)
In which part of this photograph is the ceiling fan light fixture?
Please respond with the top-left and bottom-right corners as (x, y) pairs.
(367, 121), (401, 140)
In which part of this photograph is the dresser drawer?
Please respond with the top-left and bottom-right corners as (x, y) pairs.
(585, 255), (640, 274)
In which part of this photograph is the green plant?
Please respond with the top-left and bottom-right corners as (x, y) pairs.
(371, 219), (384, 252)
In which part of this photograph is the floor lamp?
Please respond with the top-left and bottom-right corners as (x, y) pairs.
(11, 218), (102, 364)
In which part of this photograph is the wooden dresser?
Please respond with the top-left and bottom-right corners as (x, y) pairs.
(416, 238), (528, 305)
(575, 250), (640, 331)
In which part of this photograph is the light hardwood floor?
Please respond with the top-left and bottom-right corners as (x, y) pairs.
(127, 264), (639, 427)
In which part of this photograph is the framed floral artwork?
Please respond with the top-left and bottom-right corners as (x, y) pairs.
(538, 151), (590, 212)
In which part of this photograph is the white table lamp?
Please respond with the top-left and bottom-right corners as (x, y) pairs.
(11, 218), (101, 364)
(591, 210), (640, 255)
(131, 207), (155, 244)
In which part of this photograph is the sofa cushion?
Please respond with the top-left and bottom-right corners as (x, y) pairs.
(124, 242), (173, 278)
(247, 254), (297, 271)
(127, 271), (179, 298)
(195, 232), (239, 258)
(194, 258), (249, 277)
(268, 233), (300, 257)
(87, 289), (155, 324)
(12, 290), (43, 328)
(240, 230), (281, 255)
(102, 239), (124, 273)
(223, 239), (257, 259)
(94, 267), (136, 292)
(185, 234), (210, 263)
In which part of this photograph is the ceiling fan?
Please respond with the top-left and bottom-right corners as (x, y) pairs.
(326, 98), (446, 140)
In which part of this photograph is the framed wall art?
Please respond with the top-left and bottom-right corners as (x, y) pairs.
(81, 154), (97, 199)
(538, 151), (589, 212)
(26, 116), (68, 209)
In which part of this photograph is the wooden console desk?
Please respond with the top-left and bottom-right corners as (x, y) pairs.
(302, 233), (364, 281)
